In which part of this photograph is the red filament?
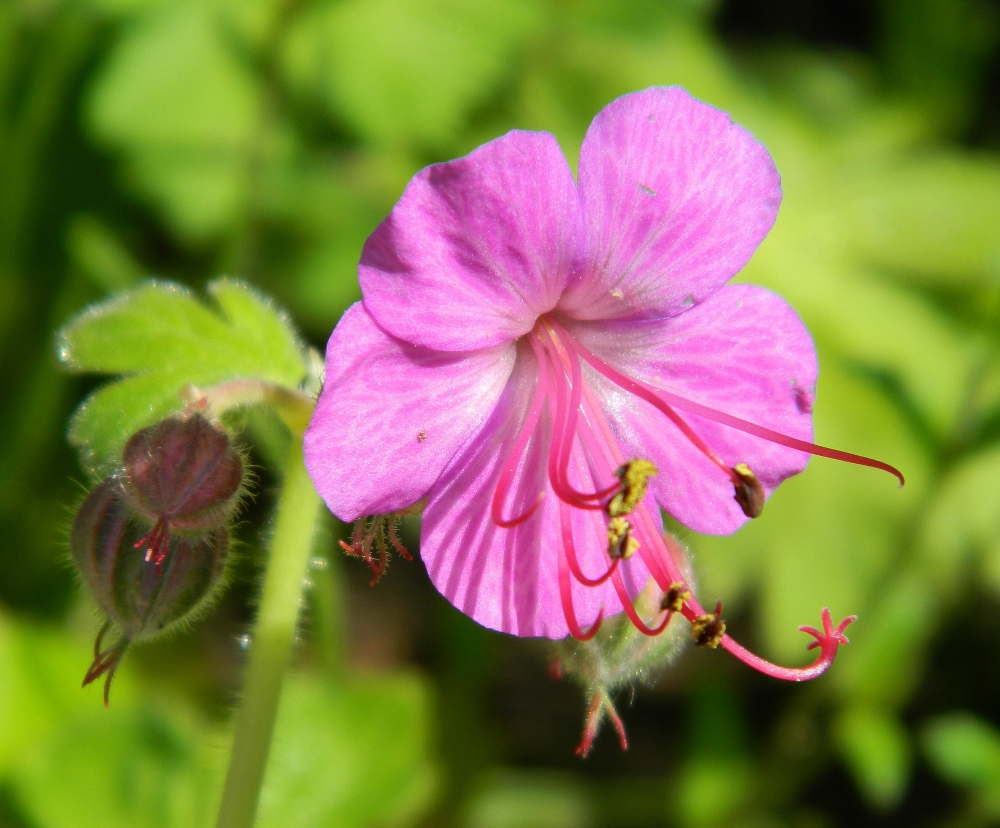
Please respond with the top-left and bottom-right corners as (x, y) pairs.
(488, 315), (898, 685)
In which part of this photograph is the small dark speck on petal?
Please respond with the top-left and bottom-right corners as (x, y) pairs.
(648, 114), (655, 122)
(417, 430), (427, 442)
(682, 294), (695, 308)
(637, 183), (656, 197)
(793, 384), (813, 414)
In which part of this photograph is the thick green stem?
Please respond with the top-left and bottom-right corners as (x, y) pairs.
(215, 436), (321, 828)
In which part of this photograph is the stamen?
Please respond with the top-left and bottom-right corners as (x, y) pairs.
(575, 386), (679, 590)
(731, 463), (765, 518)
(574, 377), (856, 683)
(561, 325), (905, 487)
(690, 600), (726, 648)
(606, 517), (639, 560)
(607, 459), (658, 517)
(134, 518), (170, 574)
(661, 582), (692, 613)
(536, 326), (619, 508)
(514, 318), (858, 684)
(610, 567), (671, 636)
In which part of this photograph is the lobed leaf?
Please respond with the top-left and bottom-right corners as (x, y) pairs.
(58, 279), (307, 477)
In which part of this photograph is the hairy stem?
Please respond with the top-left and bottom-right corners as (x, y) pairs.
(215, 436), (321, 828)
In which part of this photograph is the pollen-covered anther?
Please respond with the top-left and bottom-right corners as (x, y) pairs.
(691, 601), (727, 648)
(607, 458), (658, 517)
(606, 517), (639, 560)
(661, 582), (692, 613)
(731, 462), (765, 518)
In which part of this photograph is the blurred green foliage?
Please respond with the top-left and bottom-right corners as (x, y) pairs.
(2, 0), (1000, 825)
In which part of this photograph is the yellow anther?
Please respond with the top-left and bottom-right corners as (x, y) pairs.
(607, 458), (658, 517)
(661, 582), (691, 613)
(691, 603), (726, 648)
(606, 517), (639, 560)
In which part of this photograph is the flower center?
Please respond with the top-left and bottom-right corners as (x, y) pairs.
(489, 314), (901, 681)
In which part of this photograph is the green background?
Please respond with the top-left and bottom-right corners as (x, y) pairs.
(3, 0), (1000, 825)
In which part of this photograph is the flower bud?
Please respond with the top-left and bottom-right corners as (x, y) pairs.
(70, 414), (242, 704)
(73, 481), (230, 641)
(120, 414), (243, 572)
(122, 413), (243, 526)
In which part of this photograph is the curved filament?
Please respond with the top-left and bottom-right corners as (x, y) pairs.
(562, 324), (905, 487)
(557, 528), (604, 640)
(538, 324), (620, 504)
(537, 333), (615, 510)
(559, 500), (619, 587)
(491, 342), (548, 528)
(610, 567), (671, 636)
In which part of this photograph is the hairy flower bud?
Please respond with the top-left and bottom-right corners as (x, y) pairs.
(122, 414), (243, 527)
(73, 481), (231, 637)
(70, 414), (242, 703)
(121, 414), (243, 572)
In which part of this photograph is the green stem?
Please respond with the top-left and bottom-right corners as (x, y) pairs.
(307, 515), (348, 682)
(215, 436), (322, 828)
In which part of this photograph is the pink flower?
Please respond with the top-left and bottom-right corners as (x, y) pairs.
(304, 87), (901, 680)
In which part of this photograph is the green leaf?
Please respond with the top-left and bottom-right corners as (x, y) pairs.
(463, 772), (594, 828)
(13, 702), (221, 828)
(923, 713), (1000, 813)
(67, 215), (144, 294)
(920, 443), (1000, 593)
(281, 0), (543, 146)
(58, 279), (307, 477)
(0, 613), (106, 775)
(256, 673), (437, 828)
(86, 2), (274, 238)
(848, 156), (1000, 288)
(834, 704), (912, 809)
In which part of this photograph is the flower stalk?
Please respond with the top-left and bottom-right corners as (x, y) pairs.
(215, 434), (322, 828)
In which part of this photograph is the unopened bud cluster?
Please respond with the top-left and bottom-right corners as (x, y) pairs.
(71, 414), (244, 703)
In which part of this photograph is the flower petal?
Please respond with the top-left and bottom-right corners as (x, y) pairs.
(568, 284), (816, 535)
(420, 348), (649, 638)
(304, 303), (515, 522)
(359, 131), (584, 351)
(560, 86), (781, 322)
